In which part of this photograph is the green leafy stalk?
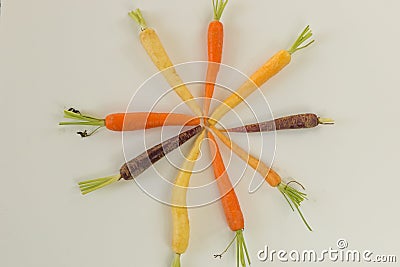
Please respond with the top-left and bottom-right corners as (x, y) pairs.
(59, 109), (105, 137)
(278, 182), (312, 231)
(213, 0), (228, 21)
(214, 229), (250, 267)
(128, 8), (148, 30)
(78, 175), (120, 195)
(288, 25), (315, 54)
(171, 253), (181, 267)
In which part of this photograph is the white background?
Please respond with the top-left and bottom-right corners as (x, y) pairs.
(1, 0), (400, 266)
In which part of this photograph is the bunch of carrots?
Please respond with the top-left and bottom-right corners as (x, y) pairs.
(60, 1), (334, 266)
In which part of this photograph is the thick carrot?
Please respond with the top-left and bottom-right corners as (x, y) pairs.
(78, 126), (202, 195)
(207, 132), (250, 267)
(171, 130), (205, 267)
(128, 9), (203, 117)
(223, 113), (334, 133)
(210, 126), (312, 231)
(208, 26), (314, 125)
(203, 0), (228, 116)
(59, 109), (200, 137)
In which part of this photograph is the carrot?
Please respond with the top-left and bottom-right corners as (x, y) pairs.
(171, 130), (206, 267)
(210, 125), (312, 231)
(223, 113), (334, 133)
(203, 0), (228, 116)
(59, 108), (200, 137)
(207, 132), (250, 267)
(208, 26), (314, 125)
(78, 125), (202, 195)
(128, 9), (203, 117)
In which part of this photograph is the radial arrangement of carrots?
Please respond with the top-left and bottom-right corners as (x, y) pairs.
(59, 1), (334, 267)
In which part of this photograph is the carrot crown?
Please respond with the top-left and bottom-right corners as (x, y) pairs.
(128, 8), (148, 30)
(214, 229), (250, 267)
(78, 175), (121, 195)
(288, 25), (315, 54)
(212, 0), (228, 21)
(59, 109), (105, 137)
(278, 181), (312, 231)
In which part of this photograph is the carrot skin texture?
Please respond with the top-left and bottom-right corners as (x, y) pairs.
(209, 50), (291, 125)
(208, 132), (244, 231)
(210, 126), (281, 187)
(119, 126), (202, 180)
(171, 130), (205, 254)
(104, 112), (200, 131)
(139, 28), (203, 117)
(226, 113), (319, 133)
(203, 21), (224, 115)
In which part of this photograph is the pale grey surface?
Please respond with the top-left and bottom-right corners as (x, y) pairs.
(1, 0), (399, 266)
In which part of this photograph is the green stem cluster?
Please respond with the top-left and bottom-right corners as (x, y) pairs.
(214, 229), (250, 267)
(129, 8), (147, 30)
(213, 0), (228, 21)
(59, 109), (105, 137)
(78, 175), (120, 195)
(171, 253), (181, 267)
(288, 25), (314, 54)
(278, 182), (312, 231)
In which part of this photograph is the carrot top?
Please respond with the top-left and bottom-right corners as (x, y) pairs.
(128, 8), (148, 30)
(59, 109), (105, 137)
(288, 25), (314, 54)
(212, 0), (228, 21)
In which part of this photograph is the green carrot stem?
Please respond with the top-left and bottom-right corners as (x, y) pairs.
(288, 25), (314, 54)
(128, 8), (147, 30)
(213, 0), (228, 20)
(278, 183), (312, 231)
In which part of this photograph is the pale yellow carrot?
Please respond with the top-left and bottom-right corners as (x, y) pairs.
(171, 130), (206, 267)
(129, 9), (203, 117)
(208, 26), (314, 125)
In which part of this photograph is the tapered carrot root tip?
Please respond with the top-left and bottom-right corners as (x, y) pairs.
(78, 175), (121, 195)
(128, 8), (147, 30)
(288, 25), (315, 54)
(278, 182), (312, 231)
(171, 253), (181, 267)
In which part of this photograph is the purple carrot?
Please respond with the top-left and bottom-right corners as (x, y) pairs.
(224, 113), (334, 133)
(78, 125), (203, 194)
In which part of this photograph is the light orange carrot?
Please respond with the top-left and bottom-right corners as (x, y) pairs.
(209, 26), (314, 125)
(210, 125), (312, 231)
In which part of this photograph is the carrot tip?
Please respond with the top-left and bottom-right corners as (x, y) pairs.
(318, 117), (335, 125)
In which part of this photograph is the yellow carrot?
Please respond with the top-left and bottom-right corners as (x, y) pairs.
(171, 130), (206, 267)
(210, 126), (312, 231)
(208, 26), (314, 125)
(129, 9), (203, 117)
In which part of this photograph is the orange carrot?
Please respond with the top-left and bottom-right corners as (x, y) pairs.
(208, 131), (250, 266)
(210, 125), (312, 231)
(203, 0), (228, 116)
(59, 109), (200, 137)
(208, 26), (314, 125)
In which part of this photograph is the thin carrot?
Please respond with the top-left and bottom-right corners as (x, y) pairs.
(222, 113), (334, 133)
(208, 26), (314, 125)
(210, 125), (312, 231)
(59, 108), (200, 137)
(171, 130), (206, 267)
(207, 132), (250, 267)
(78, 126), (202, 195)
(203, 0), (228, 116)
(128, 9), (203, 117)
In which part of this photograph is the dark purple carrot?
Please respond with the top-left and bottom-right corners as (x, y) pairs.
(78, 125), (202, 194)
(223, 113), (334, 133)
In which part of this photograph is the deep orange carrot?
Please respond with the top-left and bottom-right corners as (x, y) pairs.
(208, 131), (250, 266)
(203, 0), (228, 116)
(59, 109), (200, 136)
